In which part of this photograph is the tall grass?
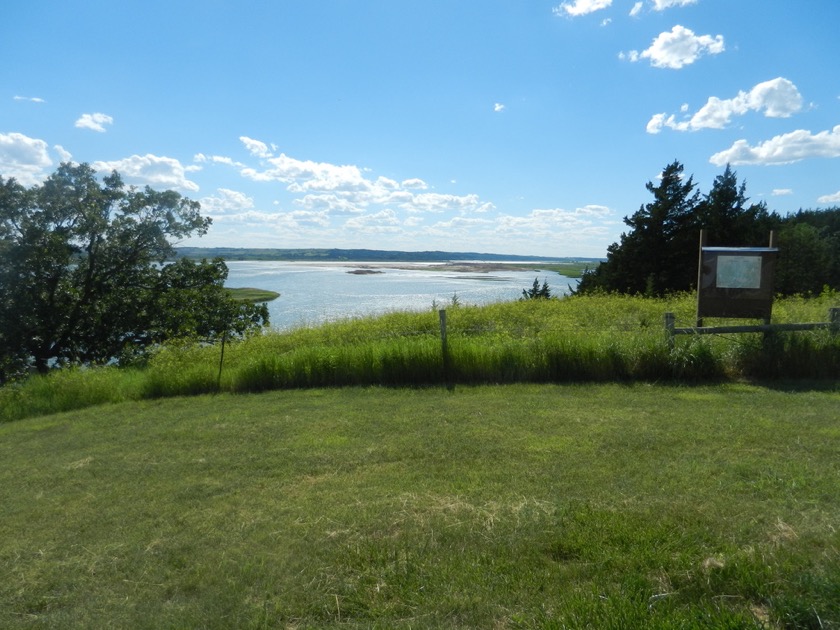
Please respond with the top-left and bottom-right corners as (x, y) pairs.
(2, 292), (839, 421)
(0, 367), (147, 421)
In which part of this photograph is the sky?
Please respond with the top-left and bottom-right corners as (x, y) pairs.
(2, 0), (839, 258)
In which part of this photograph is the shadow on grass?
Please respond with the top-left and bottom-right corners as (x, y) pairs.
(741, 378), (840, 393)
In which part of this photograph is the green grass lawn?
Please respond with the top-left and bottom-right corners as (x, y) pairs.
(1, 383), (838, 628)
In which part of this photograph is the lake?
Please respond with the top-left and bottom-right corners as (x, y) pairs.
(224, 261), (579, 330)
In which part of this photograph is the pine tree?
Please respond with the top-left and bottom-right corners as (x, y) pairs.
(697, 164), (776, 247)
(577, 160), (700, 295)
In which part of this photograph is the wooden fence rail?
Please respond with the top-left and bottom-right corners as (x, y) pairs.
(664, 308), (840, 348)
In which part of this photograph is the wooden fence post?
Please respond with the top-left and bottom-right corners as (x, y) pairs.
(439, 309), (452, 389)
(696, 230), (706, 327)
(830, 307), (840, 334)
(217, 330), (227, 392)
(664, 312), (676, 350)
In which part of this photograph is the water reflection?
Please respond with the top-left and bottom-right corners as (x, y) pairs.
(224, 261), (577, 330)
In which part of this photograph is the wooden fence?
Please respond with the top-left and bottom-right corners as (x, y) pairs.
(664, 308), (840, 349)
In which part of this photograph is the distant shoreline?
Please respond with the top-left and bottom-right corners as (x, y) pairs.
(343, 261), (589, 276)
(176, 247), (600, 278)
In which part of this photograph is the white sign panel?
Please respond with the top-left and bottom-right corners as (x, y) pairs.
(716, 255), (762, 289)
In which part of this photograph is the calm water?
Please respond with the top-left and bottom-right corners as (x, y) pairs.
(224, 261), (578, 330)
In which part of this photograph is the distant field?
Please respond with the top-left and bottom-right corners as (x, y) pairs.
(532, 261), (593, 278)
(1, 383), (838, 628)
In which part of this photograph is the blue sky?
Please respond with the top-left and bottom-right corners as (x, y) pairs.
(3, 0), (839, 257)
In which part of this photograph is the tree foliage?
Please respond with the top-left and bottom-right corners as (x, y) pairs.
(576, 161), (703, 295)
(773, 210), (840, 295)
(0, 163), (268, 381)
(521, 277), (552, 300)
(575, 160), (840, 297)
(695, 164), (775, 247)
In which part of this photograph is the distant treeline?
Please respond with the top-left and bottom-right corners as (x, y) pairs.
(174, 247), (599, 264)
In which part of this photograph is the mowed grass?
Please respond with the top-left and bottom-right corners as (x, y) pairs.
(1, 384), (839, 628)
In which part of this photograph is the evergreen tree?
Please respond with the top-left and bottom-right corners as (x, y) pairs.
(521, 277), (551, 300)
(696, 164), (778, 247)
(577, 160), (700, 295)
(574, 162), (805, 296)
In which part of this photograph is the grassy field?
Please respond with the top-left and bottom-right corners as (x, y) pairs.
(2, 291), (839, 423)
(227, 287), (281, 303)
(531, 261), (592, 278)
(1, 383), (839, 628)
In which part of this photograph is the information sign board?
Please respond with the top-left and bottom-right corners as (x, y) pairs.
(697, 247), (777, 320)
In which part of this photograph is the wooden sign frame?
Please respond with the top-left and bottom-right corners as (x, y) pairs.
(695, 231), (778, 326)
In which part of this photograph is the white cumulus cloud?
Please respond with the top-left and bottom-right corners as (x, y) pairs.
(294, 194), (367, 215)
(647, 77), (803, 133)
(651, 0), (697, 10)
(626, 25), (724, 69)
(199, 188), (255, 215)
(345, 209), (401, 233)
(54, 145), (72, 162)
(709, 125), (840, 166)
(194, 153), (247, 168)
(772, 189), (794, 197)
(75, 112), (114, 132)
(630, 2), (643, 16)
(212, 139), (498, 226)
(92, 154), (200, 191)
(553, 0), (612, 17)
(0, 131), (53, 185)
(496, 206), (613, 238)
(240, 136), (273, 158)
(286, 209), (331, 227)
(242, 152), (368, 194)
(401, 178), (428, 190)
(401, 193), (494, 215)
(818, 191), (840, 203)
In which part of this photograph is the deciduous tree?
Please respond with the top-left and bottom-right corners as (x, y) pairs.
(0, 163), (268, 381)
